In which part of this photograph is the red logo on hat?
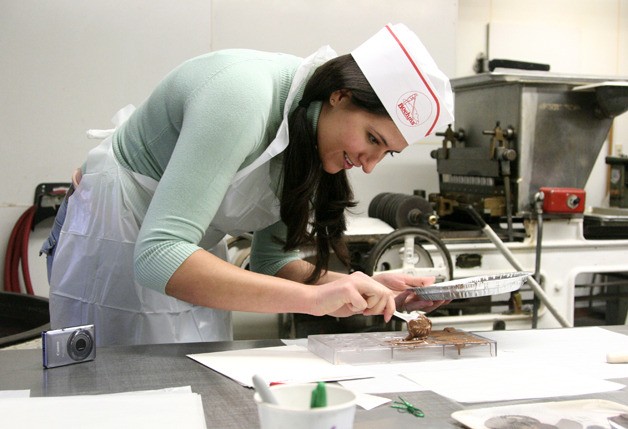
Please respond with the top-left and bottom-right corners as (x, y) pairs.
(396, 91), (433, 128)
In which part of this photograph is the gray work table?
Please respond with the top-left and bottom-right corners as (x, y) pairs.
(2, 327), (628, 429)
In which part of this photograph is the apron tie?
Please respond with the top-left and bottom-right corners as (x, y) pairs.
(86, 104), (136, 140)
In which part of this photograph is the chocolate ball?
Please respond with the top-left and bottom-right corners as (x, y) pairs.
(404, 313), (432, 341)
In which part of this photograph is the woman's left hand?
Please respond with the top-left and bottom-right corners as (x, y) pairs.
(372, 272), (450, 313)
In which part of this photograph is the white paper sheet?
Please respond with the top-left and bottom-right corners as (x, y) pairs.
(188, 344), (371, 387)
(481, 327), (628, 380)
(354, 393), (393, 410)
(402, 357), (625, 403)
(403, 327), (628, 403)
(0, 390), (206, 428)
(338, 375), (428, 394)
(0, 389), (30, 398)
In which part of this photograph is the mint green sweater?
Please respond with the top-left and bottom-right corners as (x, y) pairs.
(110, 49), (319, 294)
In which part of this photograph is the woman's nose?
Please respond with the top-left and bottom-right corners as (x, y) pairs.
(361, 159), (377, 174)
(360, 150), (386, 174)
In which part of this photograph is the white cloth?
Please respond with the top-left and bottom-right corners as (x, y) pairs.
(49, 46), (337, 346)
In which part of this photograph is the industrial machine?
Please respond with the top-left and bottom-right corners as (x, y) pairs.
(359, 71), (628, 332)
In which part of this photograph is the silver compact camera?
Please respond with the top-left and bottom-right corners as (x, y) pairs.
(42, 324), (96, 368)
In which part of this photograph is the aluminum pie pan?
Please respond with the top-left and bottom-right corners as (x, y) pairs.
(412, 271), (532, 300)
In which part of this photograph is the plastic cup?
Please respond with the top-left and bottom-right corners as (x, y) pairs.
(254, 383), (357, 429)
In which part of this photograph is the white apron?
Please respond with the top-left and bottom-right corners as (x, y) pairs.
(49, 46), (337, 346)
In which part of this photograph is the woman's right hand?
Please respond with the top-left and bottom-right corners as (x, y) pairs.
(308, 271), (396, 322)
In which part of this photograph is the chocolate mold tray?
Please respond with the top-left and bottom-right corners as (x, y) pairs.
(308, 329), (496, 365)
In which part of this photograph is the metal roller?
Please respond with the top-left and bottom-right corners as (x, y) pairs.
(368, 192), (438, 229)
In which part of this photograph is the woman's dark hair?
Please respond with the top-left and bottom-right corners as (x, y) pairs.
(280, 54), (389, 284)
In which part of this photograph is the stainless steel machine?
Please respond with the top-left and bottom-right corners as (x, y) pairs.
(430, 71), (628, 235)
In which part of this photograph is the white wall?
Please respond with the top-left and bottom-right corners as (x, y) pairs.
(1, 0), (212, 296)
(2, 0), (628, 299)
(456, 0), (628, 208)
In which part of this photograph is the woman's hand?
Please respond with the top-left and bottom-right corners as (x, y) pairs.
(309, 271), (396, 322)
(372, 272), (450, 313)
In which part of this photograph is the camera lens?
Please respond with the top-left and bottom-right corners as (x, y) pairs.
(76, 338), (87, 352)
(67, 329), (94, 361)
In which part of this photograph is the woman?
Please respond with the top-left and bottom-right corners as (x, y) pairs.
(41, 23), (454, 346)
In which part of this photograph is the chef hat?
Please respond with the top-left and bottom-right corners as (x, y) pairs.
(351, 23), (454, 144)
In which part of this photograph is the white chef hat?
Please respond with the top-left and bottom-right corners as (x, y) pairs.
(351, 23), (454, 144)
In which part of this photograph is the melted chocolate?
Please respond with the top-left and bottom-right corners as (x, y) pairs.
(404, 313), (432, 341)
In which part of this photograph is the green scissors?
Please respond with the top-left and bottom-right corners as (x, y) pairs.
(391, 396), (424, 418)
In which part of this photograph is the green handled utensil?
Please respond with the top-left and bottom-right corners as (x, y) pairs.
(310, 382), (327, 408)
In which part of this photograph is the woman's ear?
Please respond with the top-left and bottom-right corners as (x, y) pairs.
(329, 89), (352, 106)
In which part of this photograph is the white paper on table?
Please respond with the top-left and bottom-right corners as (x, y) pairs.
(0, 390), (206, 428)
(354, 393), (393, 410)
(402, 327), (628, 403)
(480, 326), (628, 380)
(403, 358), (625, 403)
(189, 345), (397, 409)
(0, 389), (30, 398)
(281, 338), (308, 347)
(338, 375), (427, 394)
(111, 385), (193, 396)
(337, 376), (424, 410)
(187, 344), (371, 387)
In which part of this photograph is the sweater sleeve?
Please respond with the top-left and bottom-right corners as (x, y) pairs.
(133, 56), (289, 293)
(249, 221), (301, 276)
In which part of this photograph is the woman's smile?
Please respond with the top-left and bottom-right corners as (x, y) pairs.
(343, 153), (359, 169)
(317, 90), (408, 174)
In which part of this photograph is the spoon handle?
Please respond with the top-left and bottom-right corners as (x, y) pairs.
(394, 310), (426, 322)
(393, 311), (412, 322)
(253, 374), (279, 405)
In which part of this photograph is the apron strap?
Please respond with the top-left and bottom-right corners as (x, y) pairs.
(231, 46), (337, 182)
(86, 104), (137, 140)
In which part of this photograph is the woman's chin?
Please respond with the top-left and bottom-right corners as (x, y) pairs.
(321, 162), (342, 174)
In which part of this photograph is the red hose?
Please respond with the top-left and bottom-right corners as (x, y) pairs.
(20, 206), (36, 295)
(4, 208), (27, 292)
(3, 205), (37, 294)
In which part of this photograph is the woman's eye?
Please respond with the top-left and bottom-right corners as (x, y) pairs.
(368, 134), (378, 145)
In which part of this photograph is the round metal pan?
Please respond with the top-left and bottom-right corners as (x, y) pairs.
(412, 271), (532, 300)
